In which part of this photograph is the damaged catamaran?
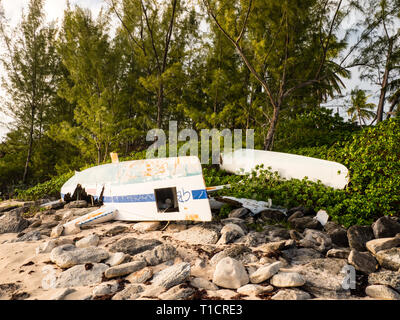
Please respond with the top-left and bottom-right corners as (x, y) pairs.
(59, 149), (349, 231)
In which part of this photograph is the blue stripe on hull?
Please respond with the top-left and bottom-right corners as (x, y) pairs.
(61, 189), (208, 203)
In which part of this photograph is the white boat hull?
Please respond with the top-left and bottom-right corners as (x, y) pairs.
(220, 149), (349, 189)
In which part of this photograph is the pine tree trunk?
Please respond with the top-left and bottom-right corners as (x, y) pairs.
(264, 105), (280, 151)
(376, 42), (392, 123)
(157, 82), (164, 129)
(22, 111), (35, 183)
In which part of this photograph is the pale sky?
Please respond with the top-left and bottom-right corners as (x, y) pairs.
(0, 0), (384, 141)
(0, 0), (105, 140)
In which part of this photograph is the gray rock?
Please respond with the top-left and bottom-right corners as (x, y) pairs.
(50, 224), (64, 238)
(365, 285), (400, 300)
(104, 225), (129, 237)
(293, 258), (351, 299)
(50, 244), (109, 268)
(112, 284), (144, 300)
(105, 252), (127, 267)
(366, 237), (400, 255)
(326, 248), (351, 259)
(270, 272), (305, 287)
(249, 261), (282, 284)
(368, 270), (400, 291)
(271, 289), (311, 300)
(300, 229), (332, 253)
(108, 237), (161, 255)
(13, 230), (41, 242)
(210, 245), (251, 266)
(105, 261), (146, 279)
(324, 222), (349, 247)
(347, 225), (374, 252)
(92, 281), (119, 297)
(237, 284), (273, 296)
(375, 248), (400, 270)
(290, 217), (322, 232)
(212, 257), (249, 289)
(259, 209), (287, 222)
(281, 248), (323, 265)
(190, 277), (219, 291)
(348, 250), (378, 274)
(267, 228), (291, 240)
(133, 244), (176, 266)
(76, 234), (100, 248)
(152, 262), (191, 289)
(126, 267), (153, 284)
(55, 263), (108, 288)
(159, 285), (195, 300)
(217, 223), (245, 245)
(229, 208), (249, 219)
(64, 200), (88, 209)
(220, 218), (248, 234)
(173, 225), (220, 245)
(0, 208), (30, 234)
(372, 216), (400, 239)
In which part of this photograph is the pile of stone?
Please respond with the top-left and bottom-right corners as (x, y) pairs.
(0, 199), (400, 300)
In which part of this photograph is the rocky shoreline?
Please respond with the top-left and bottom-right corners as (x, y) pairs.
(0, 199), (400, 300)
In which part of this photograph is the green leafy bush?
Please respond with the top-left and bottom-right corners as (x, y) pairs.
(15, 171), (74, 201)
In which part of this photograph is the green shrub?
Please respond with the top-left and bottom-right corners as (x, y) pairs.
(15, 171), (74, 201)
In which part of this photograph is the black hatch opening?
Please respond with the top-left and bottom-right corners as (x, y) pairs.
(154, 187), (179, 213)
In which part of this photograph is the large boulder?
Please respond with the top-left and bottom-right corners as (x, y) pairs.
(366, 237), (400, 255)
(50, 244), (109, 268)
(290, 217), (322, 232)
(368, 270), (400, 291)
(259, 209), (287, 222)
(54, 263), (108, 288)
(299, 229), (332, 253)
(291, 258), (351, 299)
(108, 237), (161, 255)
(133, 244), (177, 266)
(173, 225), (220, 245)
(347, 225), (374, 252)
(217, 223), (245, 245)
(104, 261), (146, 279)
(0, 208), (29, 234)
(212, 257), (249, 289)
(372, 216), (400, 239)
(365, 285), (400, 300)
(151, 262), (191, 290)
(270, 272), (306, 288)
(324, 222), (349, 247)
(249, 261), (282, 284)
(75, 234), (100, 248)
(348, 250), (378, 274)
(374, 248), (400, 270)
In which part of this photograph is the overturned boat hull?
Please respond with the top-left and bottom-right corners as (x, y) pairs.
(220, 149), (349, 189)
(60, 156), (212, 222)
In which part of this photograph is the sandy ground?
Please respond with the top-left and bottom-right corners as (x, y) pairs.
(0, 211), (220, 301)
